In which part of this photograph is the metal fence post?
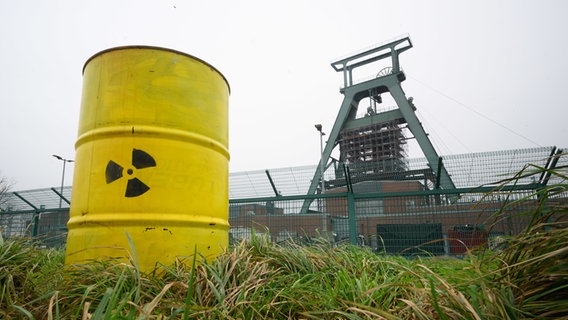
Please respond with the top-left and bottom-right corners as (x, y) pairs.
(32, 211), (40, 237)
(343, 164), (358, 245)
(348, 192), (357, 245)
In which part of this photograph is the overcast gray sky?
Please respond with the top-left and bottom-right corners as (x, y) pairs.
(1, 0), (567, 191)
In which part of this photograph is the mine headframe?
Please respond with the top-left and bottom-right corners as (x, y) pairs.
(301, 36), (456, 214)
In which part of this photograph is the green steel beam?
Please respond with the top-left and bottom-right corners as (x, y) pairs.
(540, 148), (563, 187)
(352, 183), (545, 200)
(343, 165), (357, 245)
(265, 170), (281, 197)
(331, 36), (412, 87)
(347, 192), (357, 245)
(300, 89), (358, 214)
(388, 83), (456, 191)
(0, 207), (69, 215)
(0, 209), (37, 215)
(12, 192), (41, 237)
(12, 192), (38, 211)
(50, 187), (71, 205)
(538, 146), (557, 184)
(232, 183), (547, 205)
(435, 157), (443, 189)
(342, 109), (404, 131)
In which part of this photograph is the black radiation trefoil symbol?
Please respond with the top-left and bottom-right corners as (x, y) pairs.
(105, 148), (156, 197)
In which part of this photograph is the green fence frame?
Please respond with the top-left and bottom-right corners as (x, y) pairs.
(2, 147), (567, 254)
(228, 181), (564, 253)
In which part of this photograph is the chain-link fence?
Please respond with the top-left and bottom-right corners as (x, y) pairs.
(229, 186), (555, 255)
(2, 147), (567, 254)
(0, 186), (71, 248)
(229, 146), (567, 255)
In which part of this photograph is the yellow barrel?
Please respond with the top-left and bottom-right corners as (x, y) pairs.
(65, 46), (230, 272)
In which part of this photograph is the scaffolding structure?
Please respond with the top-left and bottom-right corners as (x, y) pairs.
(338, 119), (407, 173)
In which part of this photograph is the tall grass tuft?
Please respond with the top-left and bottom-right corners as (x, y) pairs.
(486, 163), (568, 318)
(0, 237), (65, 318)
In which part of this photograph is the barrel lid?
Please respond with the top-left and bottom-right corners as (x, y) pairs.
(83, 45), (230, 94)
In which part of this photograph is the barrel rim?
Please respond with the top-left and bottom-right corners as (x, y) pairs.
(83, 45), (231, 94)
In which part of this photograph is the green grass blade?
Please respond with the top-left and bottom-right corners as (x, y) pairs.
(11, 304), (35, 319)
(88, 287), (112, 319)
(183, 246), (198, 320)
(125, 231), (142, 304)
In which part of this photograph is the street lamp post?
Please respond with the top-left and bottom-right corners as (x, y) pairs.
(314, 124), (327, 234)
(52, 154), (74, 208)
